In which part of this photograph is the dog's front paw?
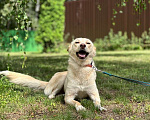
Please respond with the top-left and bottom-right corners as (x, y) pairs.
(75, 105), (86, 111)
(48, 94), (55, 99)
(95, 105), (107, 111)
(99, 106), (107, 111)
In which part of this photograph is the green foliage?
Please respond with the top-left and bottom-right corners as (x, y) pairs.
(141, 29), (150, 49)
(133, 0), (147, 13)
(116, 0), (147, 14)
(94, 29), (150, 51)
(36, 0), (65, 52)
(0, 0), (32, 30)
(0, 0), (34, 52)
(113, 0), (147, 26)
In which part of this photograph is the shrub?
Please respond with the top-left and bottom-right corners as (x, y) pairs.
(123, 44), (143, 50)
(94, 29), (150, 51)
(35, 0), (65, 52)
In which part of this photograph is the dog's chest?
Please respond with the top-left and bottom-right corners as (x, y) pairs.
(78, 67), (94, 77)
(68, 66), (96, 84)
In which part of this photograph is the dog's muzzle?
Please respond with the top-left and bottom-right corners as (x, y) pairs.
(76, 49), (89, 59)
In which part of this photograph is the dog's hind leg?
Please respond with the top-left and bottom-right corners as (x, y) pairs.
(44, 71), (67, 99)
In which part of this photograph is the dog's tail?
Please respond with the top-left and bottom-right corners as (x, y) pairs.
(0, 71), (48, 89)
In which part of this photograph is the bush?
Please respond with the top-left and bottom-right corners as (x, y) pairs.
(123, 44), (143, 50)
(94, 29), (150, 51)
(35, 0), (65, 52)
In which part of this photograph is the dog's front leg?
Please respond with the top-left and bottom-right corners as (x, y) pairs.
(88, 88), (107, 111)
(64, 91), (86, 111)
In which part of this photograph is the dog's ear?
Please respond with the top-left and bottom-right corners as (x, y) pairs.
(67, 45), (71, 52)
(93, 46), (96, 56)
(94, 46), (96, 51)
(90, 46), (96, 57)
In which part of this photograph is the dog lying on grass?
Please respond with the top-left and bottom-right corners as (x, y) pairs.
(0, 38), (106, 111)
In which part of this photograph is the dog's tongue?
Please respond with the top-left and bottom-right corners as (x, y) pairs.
(79, 54), (86, 58)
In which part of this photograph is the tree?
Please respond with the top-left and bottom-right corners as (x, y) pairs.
(36, 0), (65, 52)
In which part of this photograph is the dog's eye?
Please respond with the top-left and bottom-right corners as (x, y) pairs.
(86, 42), (91, 44)
(75, 42), (80, 44)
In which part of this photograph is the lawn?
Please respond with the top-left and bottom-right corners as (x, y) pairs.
(0, 50), (150, 120)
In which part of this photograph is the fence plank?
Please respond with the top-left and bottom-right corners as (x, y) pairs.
(65, 0), (150, 42)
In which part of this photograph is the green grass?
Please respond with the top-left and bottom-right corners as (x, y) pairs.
(0, 50), (150, 120)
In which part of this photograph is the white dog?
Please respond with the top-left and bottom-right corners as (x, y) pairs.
(0, 38), (106, 111)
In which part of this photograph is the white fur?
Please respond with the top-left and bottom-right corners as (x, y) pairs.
(64, 38), (106, 111)
(0, 70), (10, 76)
(0, 71), (48, 89)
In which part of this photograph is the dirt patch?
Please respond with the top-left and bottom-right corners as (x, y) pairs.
(100, 102), (150, 120)
(2, 101), (150, 120)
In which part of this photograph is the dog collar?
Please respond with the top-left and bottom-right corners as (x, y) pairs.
(84, 61), (93, 68)
(85, 64), (92, 67)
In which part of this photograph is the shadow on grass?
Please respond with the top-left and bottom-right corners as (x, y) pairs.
(0, 55), (68, 81)
(95, 59), (150, 101)
(0, 53), (150, 100)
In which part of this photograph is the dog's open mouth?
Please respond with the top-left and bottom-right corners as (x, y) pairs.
(76, 50), (89, 59)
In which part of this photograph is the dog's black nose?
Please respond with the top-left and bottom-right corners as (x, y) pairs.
(80, 44), (86, 49)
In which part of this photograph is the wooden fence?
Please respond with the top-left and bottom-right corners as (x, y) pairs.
(64, 0), (150, 42)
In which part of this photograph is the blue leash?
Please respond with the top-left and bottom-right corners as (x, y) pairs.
(91, 63), (150, 86)
(102, 71), (150, 86)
